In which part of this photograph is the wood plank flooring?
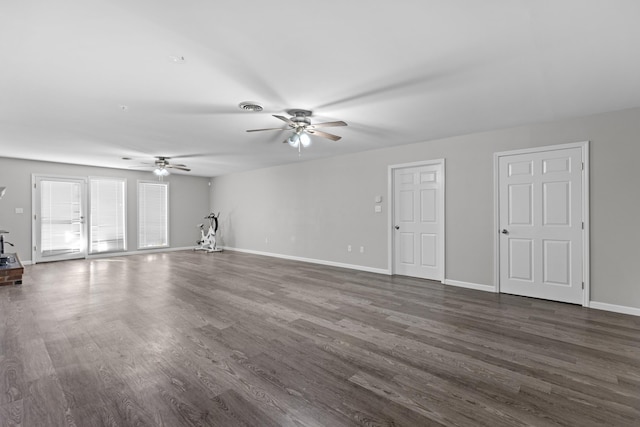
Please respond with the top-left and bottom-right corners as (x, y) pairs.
(1, 250), (639, 426)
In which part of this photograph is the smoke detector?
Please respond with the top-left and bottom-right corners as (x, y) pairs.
(169, 55), (186, 64)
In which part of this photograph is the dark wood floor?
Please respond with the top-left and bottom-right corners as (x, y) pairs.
(1, 250), (639, 426)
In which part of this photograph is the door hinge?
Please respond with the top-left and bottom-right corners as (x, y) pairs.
(582, 282), (585, 290)
(582, 221), (584, 229)
(34, 245), (37, 251)
(34, 183), (36, 189)
(581, 162), (584, 170)
(34, 214), (37, 220)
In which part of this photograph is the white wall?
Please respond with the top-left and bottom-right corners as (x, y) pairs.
(0, 158), (211, 262)
(211, 107), (640, 310)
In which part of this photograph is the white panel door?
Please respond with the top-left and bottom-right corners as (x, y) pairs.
(393, 163), (443, 280)
(34, 176), (88, 263)
(499, 147), (583, 304)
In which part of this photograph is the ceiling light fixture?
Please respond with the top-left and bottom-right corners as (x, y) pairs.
(287, 129), (312, 155)
(287, 131), (311, 148)
(153, 167), (170, 177)
(238, 101), (263, 112)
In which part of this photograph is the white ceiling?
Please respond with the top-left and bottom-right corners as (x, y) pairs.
(2, 1), (640, 177)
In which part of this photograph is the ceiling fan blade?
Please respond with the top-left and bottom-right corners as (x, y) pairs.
(166, 165), (191, 171)
(306, 121), (348, 129)
(307, 130), (342, 141)
(203, 42), (287, 106)
(273, 115), (296, 126)
(246, 127), (287, 132)
(262, 130), (288, 144)
(169, 163), (188, 168)
(313, 55), (492, 110)
(314, 78), (428, 110)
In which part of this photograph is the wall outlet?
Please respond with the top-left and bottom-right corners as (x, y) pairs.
(374, 205), (382, 213)
(347, 245), (352, 252)
(15, 208), (24, 214)
(360, 246), (365, 253)
(265, 237), (268, 244)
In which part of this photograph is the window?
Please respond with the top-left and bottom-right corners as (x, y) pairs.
(89, 178), (126, 253)
(138, 181), (169, 248)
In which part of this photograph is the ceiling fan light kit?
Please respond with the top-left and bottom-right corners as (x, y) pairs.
(153, 167), (170, 176)
(287, 131), (311, 148)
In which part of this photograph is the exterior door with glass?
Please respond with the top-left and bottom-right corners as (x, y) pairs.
(33, 176), (88, 263)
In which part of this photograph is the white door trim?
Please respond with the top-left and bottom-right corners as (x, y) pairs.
(388, 159), (445, 282)
(493, 141), (590, 306)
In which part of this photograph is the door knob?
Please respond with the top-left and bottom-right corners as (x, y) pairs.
(501, 229), (509, 235)
(394, 225), (400, 230)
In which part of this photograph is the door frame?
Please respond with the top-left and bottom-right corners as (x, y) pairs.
(388, 159), (445, 282)
(493, 141), (590, 306)
(32, 174), (89, 264)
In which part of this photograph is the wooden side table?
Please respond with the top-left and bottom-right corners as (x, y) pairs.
(0, 253), (23, 286)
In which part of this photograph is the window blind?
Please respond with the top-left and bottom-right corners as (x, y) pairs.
(89, 178), (126, 253)
(40, 180), (83, 255)
(138, 181), (169, 248)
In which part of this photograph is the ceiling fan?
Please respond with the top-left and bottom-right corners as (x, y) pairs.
(246, 109), (347, 150)
(131, 156), (191, 177)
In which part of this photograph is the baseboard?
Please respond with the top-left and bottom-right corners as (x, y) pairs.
(589, 301), (640, 317)
(441, 282), (640, 317)
(444, 279), (496, 293)
(222, 246), (390, 275)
